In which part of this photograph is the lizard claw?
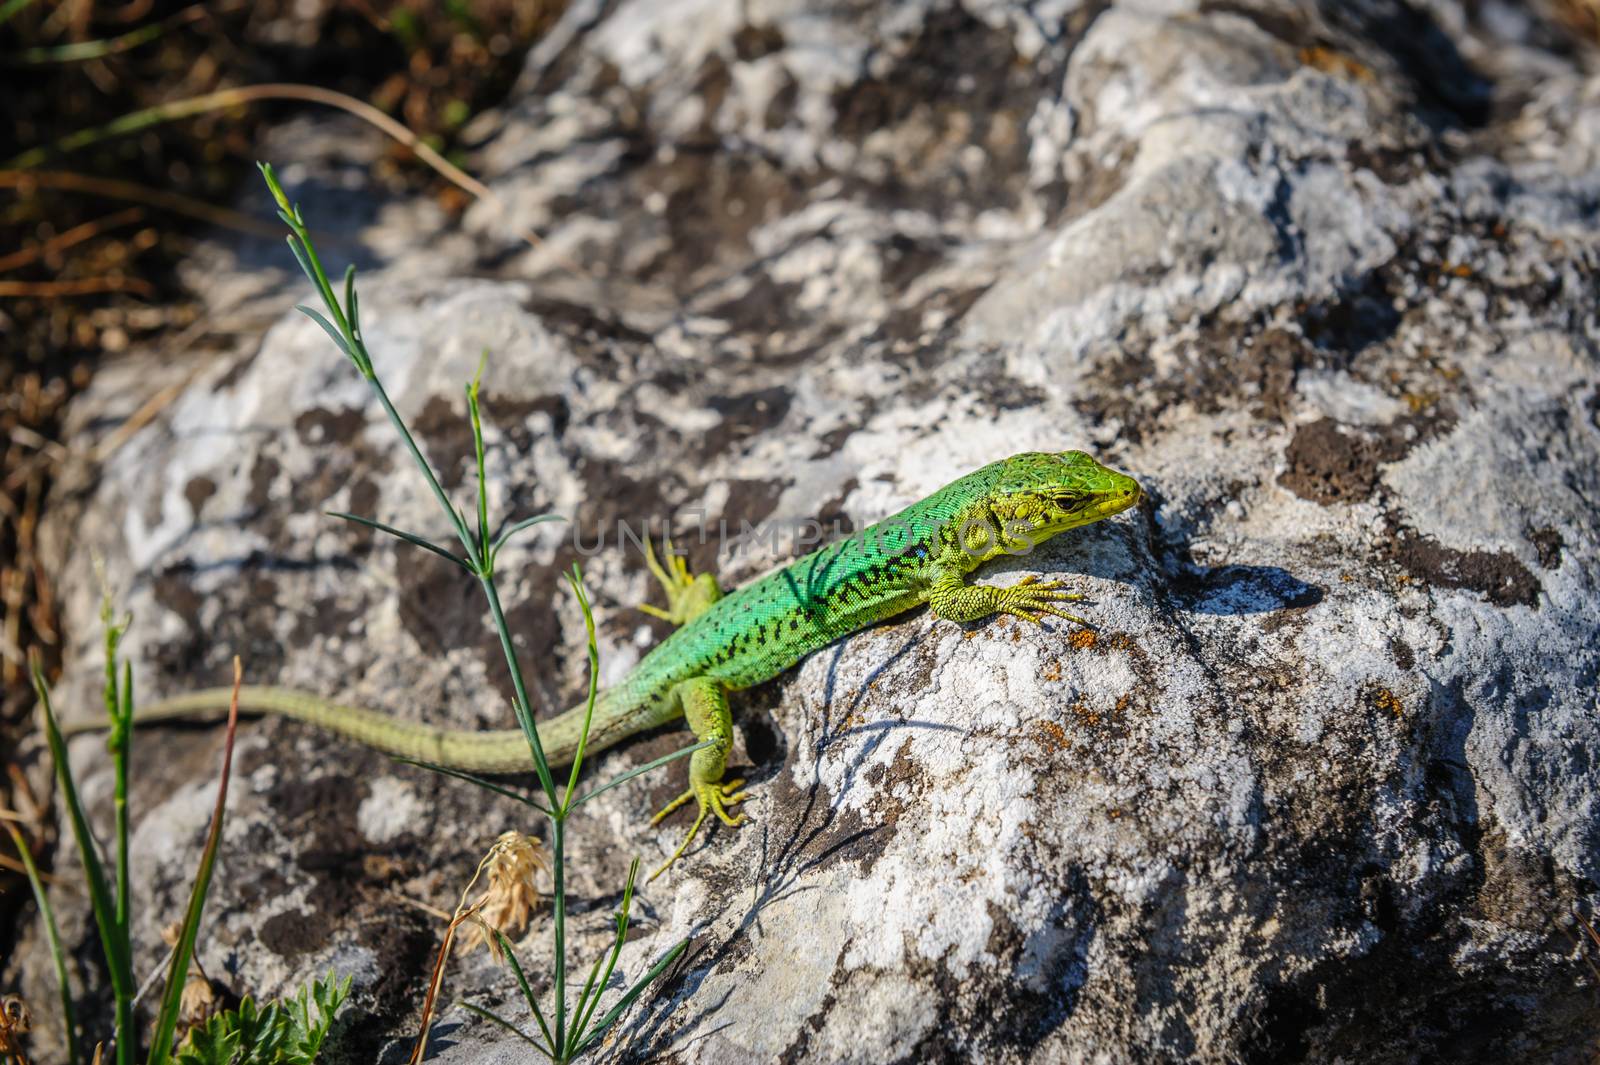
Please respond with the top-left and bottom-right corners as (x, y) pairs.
(648, 777), (750, 881)
(640, 535), (723, 627)
(999, 578), (1093, 628)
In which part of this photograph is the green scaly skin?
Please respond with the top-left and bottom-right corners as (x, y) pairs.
(72, 451), (1140, 875)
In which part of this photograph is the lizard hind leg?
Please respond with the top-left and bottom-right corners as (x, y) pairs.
(638, 534), (724, 627)
(647, 676), (750, 881)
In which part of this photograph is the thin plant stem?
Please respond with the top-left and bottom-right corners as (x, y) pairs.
(6, 825), (78, 1065)
(0, 0), (38, 29)
(261, 164), (691, 1062)
(0, 171), (280, 237)
(9, 84), (560, 255)
(480, 576), (559, 805)
(145, 657), (243, 1064)
(560, 566), (601, 810)
(33, 655), (133, 1065)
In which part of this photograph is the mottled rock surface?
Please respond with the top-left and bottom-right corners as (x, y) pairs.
(10, 1), (1600, 1062)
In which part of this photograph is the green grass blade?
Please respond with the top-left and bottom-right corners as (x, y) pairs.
(458, 1003), (553, 1059)
(572, 937), (689, 1057)
(325, 511), (473, 570)
(7, 825), (79, 1065)
(570, 740), (711, 810)
(565, 946), (609, 1057)
(295, 305), (354, 359)
(145, 663), (243, 1065)
(9, 18), (168, 63)
(390, 757), (550, 815)
(488, 514), (565, 570)
(569, 858), (640, 1054)
(0, 0), (39, 28)
(493, 931), (555, 1052)
(560, 565), (601, 808)
(32, 656), (132, 1008)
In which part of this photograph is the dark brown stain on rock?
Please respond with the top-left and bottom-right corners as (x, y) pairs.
(246, 454), (282, 511)
(829, 5), (1065, 216)
(410, 393), (474, 490)
(258, 907), (324, 959)
(703, 386), (792, 458)
(1279, 411), (1453, 506)
(1388, 636), (1416, 671)
(183, 475), (216, 519)
(1081, 318), (1328, 441)
(1387, 526), (1539, 609)
(732, 21), (785, 62)
(1527, 526), (1563, 570)
(292, 405), (366, 448)
(720, 478), (789, 535)
(489, 393), (570, 452)
(1280, 418), (1385, 504)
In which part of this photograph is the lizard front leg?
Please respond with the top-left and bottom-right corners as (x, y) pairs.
(639, 535), (724, 627)
(927, 566), (1091, 628)
(648, 676), (749, 880)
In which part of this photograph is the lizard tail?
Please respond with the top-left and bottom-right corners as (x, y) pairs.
(59, 685), (591, 775)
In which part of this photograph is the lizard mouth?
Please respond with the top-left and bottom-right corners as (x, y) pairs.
(1092, 483), (1141, 519)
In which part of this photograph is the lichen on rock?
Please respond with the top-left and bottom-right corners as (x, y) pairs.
(9, 1), (1600, 1062)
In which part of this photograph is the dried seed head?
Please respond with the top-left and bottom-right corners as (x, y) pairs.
(160, 920), (218, 1027)
(456, 831), (547, 957)
(179, 973), (219, 1027)
(0, 995), (31, 1056)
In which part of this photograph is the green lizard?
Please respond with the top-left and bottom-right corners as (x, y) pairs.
(76, 451), (1140, 874)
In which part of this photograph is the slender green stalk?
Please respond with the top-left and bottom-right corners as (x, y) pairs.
(7, 825), (78, 1065)
(569, 859), (641, 1053)
(100, 603), (136, 1062)
(560, 567), (601, 809)
(260, 163), (690, 1062)
(146, 658), (240, 1055)
(33, 655), (134, 1065)
(145, 661), (243, 1064)
(551, 817), (567, 1054)
(0, 0), (38, 29)
(468, 356), (491, 564)
(9, 17), (172, 63)
(480, 575), (559, 805)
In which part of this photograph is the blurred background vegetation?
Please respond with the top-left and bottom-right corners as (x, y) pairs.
(0, 0), (563, 984)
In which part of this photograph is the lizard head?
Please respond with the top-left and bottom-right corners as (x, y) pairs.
(977, 450), (1141, 554)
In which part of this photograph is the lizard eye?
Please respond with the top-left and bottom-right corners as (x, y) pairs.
(1054, 492), (1086, 510)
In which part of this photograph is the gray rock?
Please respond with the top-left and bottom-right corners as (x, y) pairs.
(11, 1), (1600, 1062)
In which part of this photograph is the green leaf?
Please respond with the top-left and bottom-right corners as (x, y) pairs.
(146, 672), (242, 1064)
(257, 161), (291, 215)
(570, 740), (711, 810)
(572, 936), (690, 1057)
(342, 265), (357, 326)
(493, 930), (554, 1052)
(282, 970), (349, 1063)
(561, 564), (602, 806)
(391, 757), (550, 815)
(325, 511), (473, 570)
(7, 825), (78, 1065)
(458, 1003), (552, 1059)
(347, 284), (362, 341)
(32, 656), (132, 1014)
(488, 513), (565, 569)
(174, 1008), (241, 1065)
(295, 305), (353, 359)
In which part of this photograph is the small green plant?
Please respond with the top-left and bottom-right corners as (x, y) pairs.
(23, 606), (244, 1065)
(175, 972), (350, 1065)
(259, 161), (693, 1062)
(15, 604), (350, 1065)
